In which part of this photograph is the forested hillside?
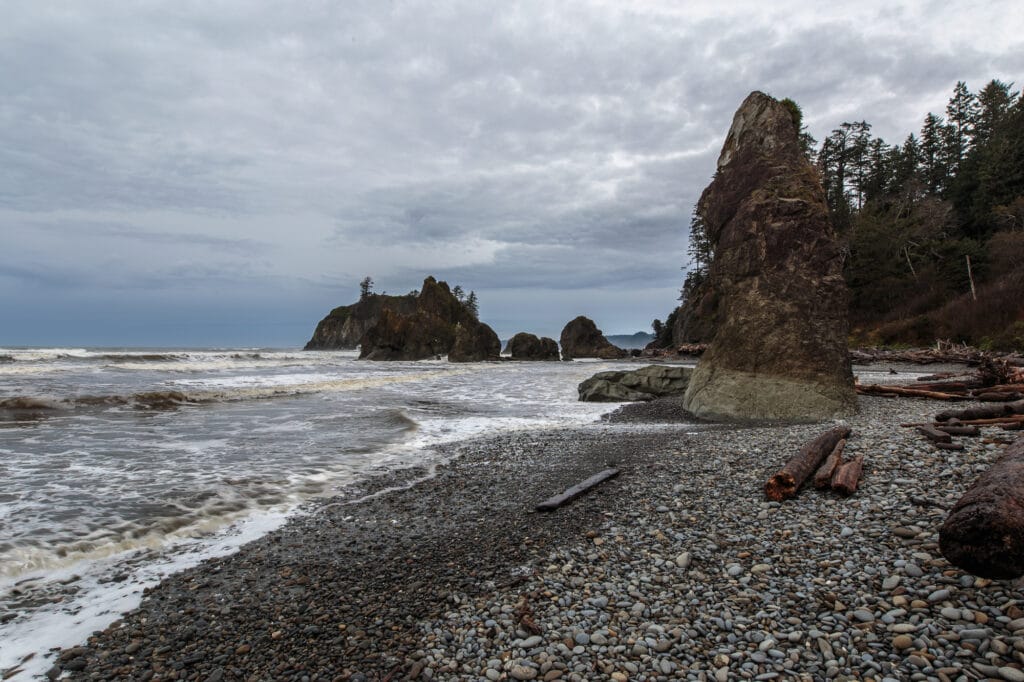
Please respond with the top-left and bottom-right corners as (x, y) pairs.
(672, 80), (1024, 351)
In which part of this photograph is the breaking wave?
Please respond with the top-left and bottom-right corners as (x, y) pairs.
(0, 371), (452, 413)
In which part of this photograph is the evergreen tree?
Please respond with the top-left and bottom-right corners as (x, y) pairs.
(465, 291), (479, 318)
(681, 212), (713, 302)
(452, 285), (465, 302)
(974, 79), (1017, 146)
(892, 134), (922, 193)
(943, 81), (979, 174)
(920, 113), (947, 195)
(359, 276), (374, 300)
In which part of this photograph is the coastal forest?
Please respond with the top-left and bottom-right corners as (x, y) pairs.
(675, 79), (1024, 351)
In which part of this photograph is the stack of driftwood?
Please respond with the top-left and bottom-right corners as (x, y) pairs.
(857, 358), (1024, 439)
(850, 343), (1024, 366)
(764, 426), (863, 500)
(852, 356), (1024, 580)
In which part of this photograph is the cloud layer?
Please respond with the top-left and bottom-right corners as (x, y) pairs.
(2, 1), (1022, 345)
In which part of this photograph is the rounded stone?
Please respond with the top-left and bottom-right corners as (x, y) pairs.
(893, 634), (914, 649)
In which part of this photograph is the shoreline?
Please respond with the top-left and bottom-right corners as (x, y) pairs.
(24, 385), (1024, 680)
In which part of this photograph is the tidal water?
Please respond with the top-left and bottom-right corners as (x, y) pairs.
(0, 347), (634, 678)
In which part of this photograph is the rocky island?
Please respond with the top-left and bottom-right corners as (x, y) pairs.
(305, 276), (501, 362)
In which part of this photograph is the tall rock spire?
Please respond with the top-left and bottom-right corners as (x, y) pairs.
(682, 92), (857, 421)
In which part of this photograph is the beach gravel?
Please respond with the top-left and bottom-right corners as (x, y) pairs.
(54, 388), (1024, 681)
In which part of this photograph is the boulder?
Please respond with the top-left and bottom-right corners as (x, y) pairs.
(304, 294), (417, 350)
(559, 316), (628, 360)
(505, 332), (560, 361)
(682, 92), (857, 421)
(450, 322), (501, 362)
(358, 276), (500, 362)
(578, 365), (693, 402)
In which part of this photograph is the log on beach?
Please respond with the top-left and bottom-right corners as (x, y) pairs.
(917, 425), (952, 443)
(935, 399), (1024, 422)
(935, 424), (980, 437)
(535, 468), (620, 511)
(831, 454), (864, 496)
(765, 426), (851, 501)
(813, 439), (847, 489)
(856, 384), (970, 401)
(975, 391), (1024, 402)
(939, 435), (1024, 579)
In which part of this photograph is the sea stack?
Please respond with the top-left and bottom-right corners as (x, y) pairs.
(504, 332), (561, 361)
(559, 316), (628, 360)
(682, 92), (857, 421)
(359, 276), (500, 362)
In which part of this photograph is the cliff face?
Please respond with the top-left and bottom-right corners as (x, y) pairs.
(304, 294), (418, 350)
(682, 91), (856, 421)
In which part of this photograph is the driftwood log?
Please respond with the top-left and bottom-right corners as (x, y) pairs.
(765, 426), (851, 501)
(975, 391), (1024, 402)
(813, 439), (846, 489)
(917, 425), (952, 443)
(535, 468), (619, 512)
(935, 424), (980, 436)
(831, 454), (864, 496)
(935, 399), (1024, 422)
(939, 435), (1024, 579)
(856, 384), (969, 400)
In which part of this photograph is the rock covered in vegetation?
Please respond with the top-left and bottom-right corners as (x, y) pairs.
(559, 316), (628, 361)
(304, 294), (417, 350)
(359, 277), (500, 362)
(682, 92), (857, 421)
(578, 365), (693, 402)
(504, 332), (560, 361)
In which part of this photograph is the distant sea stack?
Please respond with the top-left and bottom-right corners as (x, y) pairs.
(559, 316), (628, 360)
(304, 294), (417, 350)
(359, 277), (500, 362)
(504, 332), (560, 361)
(682, 92), (857, 421)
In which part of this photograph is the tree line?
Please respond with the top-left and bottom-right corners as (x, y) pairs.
(676, 80), (1024, 350)
(358, 276), (478, 317)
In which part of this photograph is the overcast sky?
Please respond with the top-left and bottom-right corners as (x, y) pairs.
(2, 1), (1022, 347)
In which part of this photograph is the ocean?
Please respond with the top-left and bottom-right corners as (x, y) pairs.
(0, 347), (641, 678)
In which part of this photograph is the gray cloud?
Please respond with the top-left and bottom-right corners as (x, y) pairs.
(1, 1), (1021, 345)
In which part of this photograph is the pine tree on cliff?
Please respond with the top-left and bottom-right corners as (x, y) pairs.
(359, 276), (374, 300)
(465, 291), (479, 318)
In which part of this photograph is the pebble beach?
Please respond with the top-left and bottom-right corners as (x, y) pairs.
(42, 370), (1024, 682)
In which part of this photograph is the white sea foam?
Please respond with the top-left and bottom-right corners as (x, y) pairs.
(0, 508), (292, 681)
(0, 351), (642, 680)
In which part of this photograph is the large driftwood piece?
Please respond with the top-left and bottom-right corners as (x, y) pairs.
(917, 425), (952, 443)
(932, 415), (1024, 427)
(935, 399), (1024, 422)
(813, 439), (847, 489)
(765, 426), (851, 501)
(831, 454), (864, 496)
(935, 424), (980, 436)
(535, 468), (619, 512)
(856, 384), (969, 400)
(939, 435), (1024, 579)
(975, 391), (1024, 402)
